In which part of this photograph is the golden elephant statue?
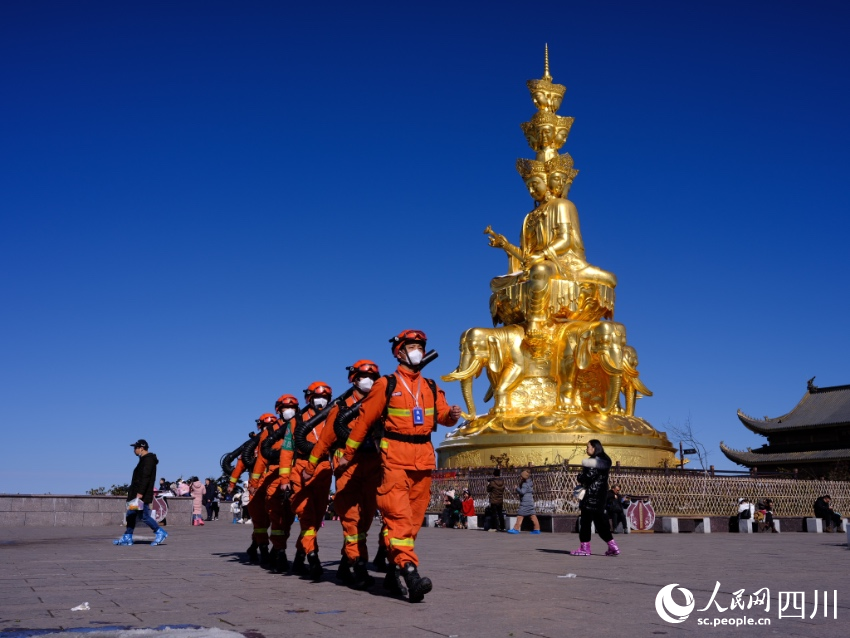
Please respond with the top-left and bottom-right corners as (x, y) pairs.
(443, 320), (629, 419)
(441, 324), (525, 419)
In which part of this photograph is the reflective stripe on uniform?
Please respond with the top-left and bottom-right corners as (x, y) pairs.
(229, 477), (238, 483)
(346, 437), (361, 450)
(390, 537), (414, 547)
(380, 438), (389, 450)
(299, 529), (317, 538)
(250, 473), (261, 479)
(381, 529), (389, 537)
(270, 529), (286, 536)
(344, 533), (366, 543)
(333, 449), (344, 458)
(253, 527), (267, 534)
(386, 408), (435, 417)
(279, 467), (291, 475)
(308, 454), (319, 465)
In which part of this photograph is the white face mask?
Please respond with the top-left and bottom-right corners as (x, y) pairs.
(281, 408), (296, 421)
(406, 349), (424, 366)
(312, 398), (328, 410)
(356, 377), (374, 393)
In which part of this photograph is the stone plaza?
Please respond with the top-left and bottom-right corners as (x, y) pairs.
(0, 520), (846, 637)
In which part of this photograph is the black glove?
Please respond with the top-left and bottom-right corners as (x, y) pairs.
(280, 484), (293, 501)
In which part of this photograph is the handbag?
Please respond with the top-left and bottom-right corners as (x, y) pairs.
(572, 486), (586, 501)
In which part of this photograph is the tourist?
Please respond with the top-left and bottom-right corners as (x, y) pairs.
(607, 485), (630, 534)
(460, 489), (475, 528)
(189, 477), (205, 526)
(203, 478), (217, 521)
(814, 495), (842, 532)
(438, 492), (461, 528)
(508, 470), (540, 534)
(112, 439), (167, 547)
(570, 439), (618, 556)
(486, 468), (506, 532)
(737, 497), (754, 521)
(758, 498), (777, 533)
(231, 494), (243, 524)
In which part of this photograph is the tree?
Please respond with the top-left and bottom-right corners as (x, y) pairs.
(665, 415), (710, 471)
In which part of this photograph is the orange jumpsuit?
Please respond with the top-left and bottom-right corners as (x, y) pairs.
(279, 407), (333, 555)
(305, 390), (381, 563)
(249, 421), (294, 550)
(342, 367), (458, 567)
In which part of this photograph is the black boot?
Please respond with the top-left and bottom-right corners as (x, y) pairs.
(372, 544), (388, 572)
(246, 541), (259, 564)
(268, 548), (279, 570)
(306, 551), (323, 581)
(336, 555), (353, 585)
(274, 549), (290, 573)
(401, 562), (432, 603)
(259, 544), (270, 566)
(290, 549), (306, 576)
(351, 559), (375, 590)
(383, 565), (408, 598)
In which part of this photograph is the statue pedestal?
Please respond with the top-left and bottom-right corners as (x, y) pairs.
(436, 414), (676, 468)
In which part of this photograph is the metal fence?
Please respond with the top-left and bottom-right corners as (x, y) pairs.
(429, 465), (850, 518)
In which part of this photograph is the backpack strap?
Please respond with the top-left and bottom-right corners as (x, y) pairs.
(381, 374), (397, 423)
(424, 377), (438, 431)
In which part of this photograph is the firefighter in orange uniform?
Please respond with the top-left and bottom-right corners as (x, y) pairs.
(278, 381), (334, 580)
(232, 413), (277, 564)
(302, 360), (382, 589)
(337, 330), (461, 602)
(262, 394), (299, 573)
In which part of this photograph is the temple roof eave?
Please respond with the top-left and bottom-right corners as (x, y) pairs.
(719, 441), (850, 466)
(737, 383), (850, 433)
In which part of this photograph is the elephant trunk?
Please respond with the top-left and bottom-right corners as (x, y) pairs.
(460, 378), (476, 420)
(599, 347), (623, 376)
(599, 374), (622, 414)
(442, 357), (483, 383)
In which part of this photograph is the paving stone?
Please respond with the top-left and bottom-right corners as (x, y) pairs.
(0, 522), (847, 636)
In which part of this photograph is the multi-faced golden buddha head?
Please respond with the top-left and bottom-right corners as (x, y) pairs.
(526, 77), (566, 113)
(545, 154), (579, 198)
(516, 158), (549, 202)
(521, 111), (573, 153)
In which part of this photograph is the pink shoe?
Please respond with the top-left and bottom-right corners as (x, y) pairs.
(570, 542), (591, 556)
(193, 519), (200, 526)
(199, 519), (205, 526)
(605, 539), (620, 556)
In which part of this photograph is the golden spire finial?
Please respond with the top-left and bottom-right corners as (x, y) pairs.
(544, 44), (551, 81)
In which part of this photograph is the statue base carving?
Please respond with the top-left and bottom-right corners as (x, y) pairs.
(436, 414), (676, 468)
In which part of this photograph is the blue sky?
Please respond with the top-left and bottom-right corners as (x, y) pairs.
(2, 2), (849, 494)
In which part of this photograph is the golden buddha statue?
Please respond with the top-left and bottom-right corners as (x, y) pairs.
(487, 152), (617, 339)
(437, 46), (675, 469)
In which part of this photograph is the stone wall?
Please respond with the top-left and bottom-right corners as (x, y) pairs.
(0, 495), (196, 527)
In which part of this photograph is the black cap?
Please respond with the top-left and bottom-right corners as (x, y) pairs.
(130, 439), (149, 450)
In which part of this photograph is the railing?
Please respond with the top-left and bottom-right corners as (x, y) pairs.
(429, 465), (850, 518)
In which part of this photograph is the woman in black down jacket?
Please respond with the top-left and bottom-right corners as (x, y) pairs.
(570, 439), (619, 557)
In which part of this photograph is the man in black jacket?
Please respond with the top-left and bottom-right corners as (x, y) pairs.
(485, 468), (506, 532)
(814, 495), (842, 532)
(114, 439), (168, 546)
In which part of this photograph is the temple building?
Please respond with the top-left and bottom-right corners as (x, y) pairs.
(720, 378), (850, 479)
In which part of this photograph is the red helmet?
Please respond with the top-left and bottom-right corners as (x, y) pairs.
(274, 394), (299, 412)
(346, 359), (380, 382)
(255, 413), (277, 427)
(304, 381), (332, 400)
(390, 329), (427, 357)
